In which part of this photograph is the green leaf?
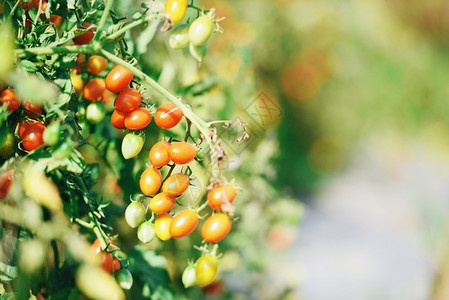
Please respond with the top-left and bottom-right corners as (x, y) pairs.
(19, 60), (38, 73)
(0, 262), (18, 282)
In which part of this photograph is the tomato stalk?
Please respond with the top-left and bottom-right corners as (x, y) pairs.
(94, 0), (115, 42)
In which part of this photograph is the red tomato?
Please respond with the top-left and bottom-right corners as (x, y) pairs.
(111, 110), (127, 129)
(124, 108), (152, 130)
(0, 169), (14, 199)
(168, 142), (196, 164)
(170, 209), (198, 238)
(90, 238), (113, 274)
(201, 213), (232, 243)
(113, 259), (121, 274)
(154, 103), (183, 129)
(114, 88), (141, 113)
(83, 78), (105, 101)
(105, 65), (133, 93)
(162, 173), (190, 196)
(50, 14), (62, 27)
(24, 102), (43, 116)
(86, 55), (108, 75)
(22, 122), (45, 151)
(17, 119), (30, 139)
(149, 192), (176, 214)
(207, 183), (236, 210)
(0, 88), (21, 112)
(139, 166), (162, 196)
(73, 23), (96, 45)
(149, 141), (171, 168)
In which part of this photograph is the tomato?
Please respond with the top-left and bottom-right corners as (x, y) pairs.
(111, 109), (127, 129)
(170, 209), (198, 238)
(43, 122), (60, 146)
(78, 120), (90, 139)
(17, 120), (30, 139)
(116, 269), (133, 290)
(182, 264), (196, 288)
(73, 23), (96, 45)
(0, 88), (21, 112)
(168, 142), (196, 164)
(154, 103), (183, 129)
(112, 259), (121, 274)
(72, 53), (86, 73)
(86, 55), (108, 75)
(0, 169), (14, 199)
(50, 14), (62, 27)
(203, 280), (225, 296)
(105, 65), (133, 93)
(189, 43), (207, 63)
(154, 213), (172, 241)
(102, 89), (115, 104)
(137, 221), (156, 243)
(195, 254), (217, 287)
(71, 73), (84, 96)
(169, 24), (190, 49)
(139, 166), (162, 196)
(165, 0), (188, 24)
(121, 133), (144, 159)
(207, 183), (236, 210)
(125, 201), (146, 228)
(149, 192), (176, 214)
(124, 108), (152, 130)
(22, 122), (45, 151)
(0, 133), (14, 159)
(54, 142), (73, 159)
(24, 102), (43, 116)
(189, 15), (213, 46)
(90, 238), (113, 274)
(162, 173), (190, 196)
(86, 102), (106, 124)
(114, 88), (141, 113)
(201, 213), (232, 243)
(149, 141), (171, 168)
(83, 78), (105, 101)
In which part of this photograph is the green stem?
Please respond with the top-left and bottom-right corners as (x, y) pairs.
(14, 45), (93, 58)
(95, 0), (114, 41)
(33, 0), (43, 25)
(7, 0), (22, 19)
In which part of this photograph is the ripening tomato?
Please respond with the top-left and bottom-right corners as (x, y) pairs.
(168, 142), (196, 164)
(189, 15), (213, 46)
(139, 166), (162, 196)
(149, 141), (171, 168)
(0, 169), (14, 199)
(105, 65), (133, 93)
(87, 55), (108, 75)
(0, 88), (21, 112)
(162, 173), (190, 196)
(111, 109), (127, 129)
(207, 183), (236, 210)
(113, 259), (121, 274)
(90, 238), (113, 274)
(124, 108), (152, 130)
(83, 78), (105, 101)
(22, 122), (45, 151)
(154, 213), (172, 241)
(165, 0), (188, 24)
(24, 102), (43, 117)
(125, 201), (146, 228)
(195, 254), (218, 287)
(71, 73), (84, 96)
(121, 133), (144, 159)
(149, 192), (176, 214)
(114, 88), (141, 113)
(170, 209), (198, 238)
(73, 23), (96, 45)
(154, 103), (183, 129)
(201, 213), (232, 243)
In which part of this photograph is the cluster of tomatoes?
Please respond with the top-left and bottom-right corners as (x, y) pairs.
(20, 0), (63, 29)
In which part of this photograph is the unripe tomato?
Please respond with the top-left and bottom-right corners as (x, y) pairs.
(121, 133), (144, 159)
(195, 254), (218, 287)
(168, 142), (196, 164)
(137, 221), (156, 243)
(78, 120), (90, 139)
(124, 108), (152, 130)
(201, 213), (232, 243)
(182, 264), (196, 288)
(76, 264), (125, 300)
(111, 110), (127, 129)
(169, 24), (190, 49)
(190, 43), (207, 63)
(54, 142), (74, 160)
(139, 166), (162, 196)
(149, 141), (171, 168)
(149, 192), (176, 214)
(22, 122), (45, 151)
(23, 166), (62, 211)
(154, 103), (183, 129)
(154, 213), (172, 241)
(86, 102), (106, 124)
(105, 65), (133, 93)
(189, 15), (213, 46)
(90, 238), (113, 274)
(24, 102), (43, 116)
(125, 201), (146, 228)
(165, 0), (188, 24)
(114, 88), (141, 113)
(0, 133), (14, 159)
(116, 269), (133, 290)
(162, 173), (190, 196)
(0, 88), (21, 112)
(71, 73), (84, 96)
(83, 78), (105, 101)
(43, 122), (60, 146)
(207, 184), (236, 211)
(0, 169), (14, 199)
(73, 23), (96, 45)
(170, 209), (198, 238)
(87, 55), (108, 75)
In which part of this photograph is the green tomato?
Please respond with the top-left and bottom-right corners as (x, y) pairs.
(169, 24), (190, 49)
(189, 15), (213, 46)
(116, 269), (133, 290)
(43, 122), (61, 146)
(137, 221), (156, 243)
(125, 201), (146, 228)
(182, 264), (196, 288)
(195, 254), (217, 287)
(0, 132), (14, 158)
(86, 102), (106, 124)
(189, 43), (207, 63)
(121, 133), (144, 159)
(54, 142), (73, 160)
(78, 120), (90, 139)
